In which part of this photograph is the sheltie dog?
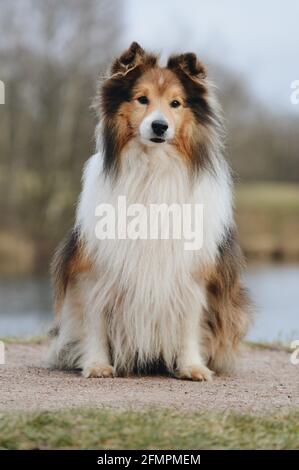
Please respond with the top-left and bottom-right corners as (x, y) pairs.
(48, 42), (251, 380)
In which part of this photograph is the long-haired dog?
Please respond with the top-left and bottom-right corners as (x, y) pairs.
(49, 42), (251, 380)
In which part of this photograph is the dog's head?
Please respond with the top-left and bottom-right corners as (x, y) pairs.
(97, 42), (218, 174)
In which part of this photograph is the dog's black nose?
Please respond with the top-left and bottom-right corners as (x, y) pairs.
(151, 120), (168, 137)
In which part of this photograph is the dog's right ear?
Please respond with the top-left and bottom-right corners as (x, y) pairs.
(110, 42), (157, 77)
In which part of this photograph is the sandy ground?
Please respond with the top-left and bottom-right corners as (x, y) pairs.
(0, 342), (298, 414)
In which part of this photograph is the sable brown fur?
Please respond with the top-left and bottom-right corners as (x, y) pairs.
(49, 42), (252, 379)
(199, 229), (252, 373)
(98, 43), (158, 175)
(96, 43), (220, 176)
(51, 229), (91, 316)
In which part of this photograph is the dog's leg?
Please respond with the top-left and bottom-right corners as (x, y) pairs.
(81, 290), (114, 378)
(48, 282), (84, 370)
(176, 307), (213, 382)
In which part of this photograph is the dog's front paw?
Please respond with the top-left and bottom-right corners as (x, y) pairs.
(176, 364), (213, 382)
(82, 363), (115, 378)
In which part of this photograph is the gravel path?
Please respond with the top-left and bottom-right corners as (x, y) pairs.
(0, 342), (298, 414)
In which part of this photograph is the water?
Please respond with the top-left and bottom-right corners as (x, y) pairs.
(245, 265), (299, 344)
(0, 277), (52, 337)
(0, 265), (298, 344)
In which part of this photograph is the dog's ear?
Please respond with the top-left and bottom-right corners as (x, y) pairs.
(111, 42), (150, 76)
(167, 53), (207, 80)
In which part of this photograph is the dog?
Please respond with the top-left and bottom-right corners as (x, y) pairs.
(48, 42), (252, 380)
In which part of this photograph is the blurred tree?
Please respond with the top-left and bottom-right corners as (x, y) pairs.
(0, 1), (298, 273)
(0, 0), (122, 271)
(209, 64), (299, 183)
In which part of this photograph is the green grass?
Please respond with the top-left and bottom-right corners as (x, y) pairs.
(245, 340), (292, 353)
(236, 182), (299, 211)
(0, 336), (47, 345)
(0, 408), (298, 450)
(235, 182), (299, 260)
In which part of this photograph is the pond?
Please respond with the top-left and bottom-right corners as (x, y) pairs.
(0, 265), (298, 345)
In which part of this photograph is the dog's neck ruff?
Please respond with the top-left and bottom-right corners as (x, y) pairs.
(75, 140), (233, 373)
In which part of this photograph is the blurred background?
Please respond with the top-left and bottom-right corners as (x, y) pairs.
(0, 0), (298, 343)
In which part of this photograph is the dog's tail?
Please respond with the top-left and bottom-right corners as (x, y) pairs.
(50, 228), (81, 317)
(51, 227), (92, 316)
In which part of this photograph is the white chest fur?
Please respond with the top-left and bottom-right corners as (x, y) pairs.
(76, 144), (233, 371)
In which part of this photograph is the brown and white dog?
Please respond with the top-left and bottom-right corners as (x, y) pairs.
(49, 42), (251, 380)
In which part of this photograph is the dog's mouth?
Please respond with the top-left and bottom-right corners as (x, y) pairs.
(150, 138), (165, 143)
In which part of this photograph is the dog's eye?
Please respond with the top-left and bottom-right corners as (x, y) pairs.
(170, 100), (181, 108)
(137, 96), (149, 105)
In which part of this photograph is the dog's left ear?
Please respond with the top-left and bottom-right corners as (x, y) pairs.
(111, 42), (154, 76)
(167, 52), (207, 80)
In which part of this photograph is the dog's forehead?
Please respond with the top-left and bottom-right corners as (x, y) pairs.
(134, 67), (183, 95)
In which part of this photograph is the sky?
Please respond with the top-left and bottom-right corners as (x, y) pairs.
(124, 0), (299, 115)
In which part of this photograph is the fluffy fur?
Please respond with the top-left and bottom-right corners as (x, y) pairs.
(49, 42), (252, 380)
